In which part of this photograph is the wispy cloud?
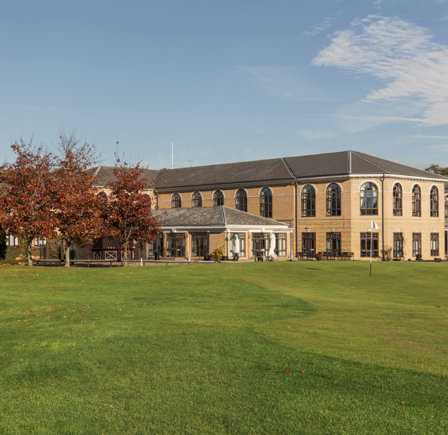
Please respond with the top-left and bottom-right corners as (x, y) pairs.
(405, 135), (448, 139)
(240, 67), (327, 101)
(312, 15), (448, 126)
(303, 13), (341, 38)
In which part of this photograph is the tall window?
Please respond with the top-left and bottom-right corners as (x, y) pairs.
(326, 183), (341, 216)
(166, 233), (185, 257)
(430, 233), (439, 256)
(445, 196), (448, 227)
(360, 232), (379, 257)
(430, 186), (439, 217)
(171, 193), (181, 208)
(393, 184), (402, 216)
(412, 233), (422, 257)
(192, 191), (202, 207)
(412, 185), (421, 217)
(235, 189), (247, 212)
(275, 233), (287, 257)
(260, 187), (272, 218)
(393, 233), (403, 258)
(360, 182), (378, 215)
(213, 190), (224, 206)
(191, 232), (208, 257)
(6, 235), (19, 246)
(326, 232), (341, 253)
(302, 233), (316, 254)
(301, 185), (316, 217)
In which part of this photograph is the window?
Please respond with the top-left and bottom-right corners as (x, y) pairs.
(260, 187), (272, 218)
(445, 196), (448, 227)
(360, 232), (379, 257)
(191, 191), (202, 207)
(98, 191), (108, 204)
(326, 232), (341, 253)
(360, 182), (378, 215)
(6, 235), (19, 246)
(34, 237), (46, 246)
(191, 232), (208, 257)
(301, 185), (316, 217)
(302, 232), (316, 254)
(231, 233), (246, 257)
(252, 232), (269, 257)
(148, 235), (164, 258)
(275, 233), (287, 257)
(326, 183), (341, 216)
(393, 184), (402, 216)
(412, 233), (422, 257)
(213, 190), (224, 206)
(431, 233), (439, 256)
(166, 233), (185, 257)
(412, 185), (421, 217)
(171, 193), (181, 209)
(235, 189), (247, 212)
(393, 233), (403, 258)
(430, 186), (439, 217)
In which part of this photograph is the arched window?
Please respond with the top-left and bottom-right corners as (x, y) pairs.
(260, 187), (272, 218)
(301, 185), (315, 217)
(360, 182), (378, 215)
(326, 183), (341, 216)
(430, 186), (439, 217)
(445, 196), (448, 226)
(393, 184), (402, 216)
(213, 190), (224, 206)
(412, 185), (421, 217)
(98, 191), (108, 204)
(192, 191), (202, 207)
(171, 193), (181, 209)
(235, 189), (247, 212)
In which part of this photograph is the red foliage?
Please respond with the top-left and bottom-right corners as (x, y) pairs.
(0, 139), (58, 266)
(101, 157), (162, 265)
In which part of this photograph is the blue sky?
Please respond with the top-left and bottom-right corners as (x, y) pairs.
(1, 0), (448, 169)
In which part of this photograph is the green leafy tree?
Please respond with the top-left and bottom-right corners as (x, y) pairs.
(425, 164), (448, 176)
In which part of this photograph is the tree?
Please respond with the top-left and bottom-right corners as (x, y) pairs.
(101, 157), (161, 266)
(0, 139), (58, 266)
(425, 164), (448, 176)
(0, 227), (6, 260)
(53, 131), (104, 267)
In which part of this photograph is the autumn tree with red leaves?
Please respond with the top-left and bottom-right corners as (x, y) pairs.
(53, 131), (104, 267)
(101, 157), (161, 266)
(0, 139), (58, 266)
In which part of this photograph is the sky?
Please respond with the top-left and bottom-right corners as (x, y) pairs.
(1, 0), (448, 170)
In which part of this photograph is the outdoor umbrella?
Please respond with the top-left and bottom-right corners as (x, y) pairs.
(268, 233), (277, 260)
(232, 234), (240, 255)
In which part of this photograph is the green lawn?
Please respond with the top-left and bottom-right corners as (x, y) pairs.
(0, 262), (447, 434)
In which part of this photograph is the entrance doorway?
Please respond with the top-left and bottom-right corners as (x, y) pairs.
(302, 232), (316, 255)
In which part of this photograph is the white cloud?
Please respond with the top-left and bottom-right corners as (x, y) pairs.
(312, 15), (448, 126)
(240, 67), (326, 101)
(303, 13), (340, 38)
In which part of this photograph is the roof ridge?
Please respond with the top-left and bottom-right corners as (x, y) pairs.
(352, 151), (390, 173)
(281, 158), (296, 178)
(221, 206), (227, 226)
(347, 151), (352, 174)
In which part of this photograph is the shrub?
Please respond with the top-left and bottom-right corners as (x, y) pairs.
(416, 253), (422, 260)
(315, 253), (323, 261)
(210, 247), (224, 262)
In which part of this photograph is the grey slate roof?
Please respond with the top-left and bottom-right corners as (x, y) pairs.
(155, 158), (293, 189)
(284, 151), (448, 180)
(90, 166), (159, 188)
(151, 206), (290, 228)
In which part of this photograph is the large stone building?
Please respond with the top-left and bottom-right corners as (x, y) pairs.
(9, 150), (447, 262)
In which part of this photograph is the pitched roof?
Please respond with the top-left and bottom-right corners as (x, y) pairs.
(155, 158), (293, 189)
(90, 166), (159, 188)
(284, 151), (448, 180)
(151, 206), (290, 228)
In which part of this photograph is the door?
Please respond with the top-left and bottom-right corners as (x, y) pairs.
(302, 233), (316, 255)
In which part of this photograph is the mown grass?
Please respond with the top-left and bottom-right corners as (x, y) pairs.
(0, 262), (447, 434)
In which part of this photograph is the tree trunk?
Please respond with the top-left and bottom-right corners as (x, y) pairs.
(27, 241), (33, 267)
(65, 245), (70, 267)
(123, 241), (128, 267)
